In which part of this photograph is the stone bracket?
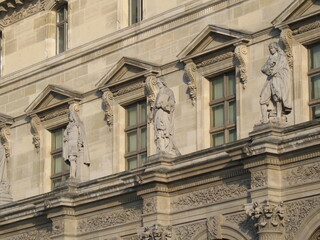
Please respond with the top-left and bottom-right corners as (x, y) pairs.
(30, 115), (41, 152)
(234, 43), (249, 89)
(101, 88), (114, 128)
(184, 60), (199, 105)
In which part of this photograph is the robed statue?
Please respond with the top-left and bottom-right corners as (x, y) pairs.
(151, 78), (180, 156)
(260, 42), (292, 123)
(63, 106), (90, 179)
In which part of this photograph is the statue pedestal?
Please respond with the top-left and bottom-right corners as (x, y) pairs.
(146, 152), (177, 164)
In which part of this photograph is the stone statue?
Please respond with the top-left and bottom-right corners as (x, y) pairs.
(152, 78), (180, 156)
(260, 42), (292, 123)
(0, 142), (9, 194)
(63, 107), (90, 179)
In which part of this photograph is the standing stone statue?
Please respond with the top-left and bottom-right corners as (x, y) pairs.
(63, 107), (90, 179)
(0, 142), (9, 194)
(152, 78), (180, 156)
(260, 42), (292, 123)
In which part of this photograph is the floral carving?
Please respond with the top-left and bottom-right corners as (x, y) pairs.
(285, 197), (320, 240)
(52, 219), (64, 236)
(251, 170), (267, 189)
(292, 20), (320, 35)
(196, 52), (234, 68)
(171, 181), (249, 210)
(114, 82), (145, 96)
(30, 116), (41, 152)
(9, 227), (51, 240)
(283, 162), (320, 186)
(173, 222), (206, 240)
(234, 44), (248, 88)
(225, 212), (258, 240)
(207, 215), (222, 239)
(102, 89), (114, 127)
(77, 208), (141, 233)
(184, 61), (198, 105)
(137, 224), (172, 240)
(143, 197), (157, 214)
(280, 28), (293, 69)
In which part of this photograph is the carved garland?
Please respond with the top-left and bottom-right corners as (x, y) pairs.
(234, 44), (248, 89)
(101, 89), (114, 127)
(280, 28), (293, 69)
(184, 61), (198, 106)
(292, 20), (320, 35)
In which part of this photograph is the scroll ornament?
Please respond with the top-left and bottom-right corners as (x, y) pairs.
(280, 28), (293, 69)
(234, 44), (248, 89)
(145, 74), (158, 110)
(30, 116), (41, 152)
(101, 89), (114, 127)
(184, 61), (198, 106)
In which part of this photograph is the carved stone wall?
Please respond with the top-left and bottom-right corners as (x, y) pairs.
(173, 221), (206, 240)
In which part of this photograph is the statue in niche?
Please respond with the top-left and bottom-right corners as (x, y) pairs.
(0, 142), (9, 194)
(260, 42), (292, 123)
(151, 78), (180, 156)
(63, 106), (90, 179)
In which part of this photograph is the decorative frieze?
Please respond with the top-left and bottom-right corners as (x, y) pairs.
(246, 201), (285, 240)
(292, 20), (320, 35)
(285, 197), (320, 240)
(101, 89), (114, 127)
(137, 224), (172, 240)
(113, 82), (145, 97)
(184, 61), (199, 105)
(234, 44), (248, 88)
(8, 227), (51, 240)
(196, 52), (234, 68)
(77, 207), (141, 233)
(171, 180), (249, 210)
(283, 162), (320, 186)
(143, 197), (157, 214)
(173, 222), (206, 240)
(251, 170), (268, 189)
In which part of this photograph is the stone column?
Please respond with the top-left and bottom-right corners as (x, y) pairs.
(246, 201), (285, 240)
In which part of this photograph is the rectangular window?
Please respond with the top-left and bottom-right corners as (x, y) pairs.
(129, 0), (143, 25)
(309, 43), (320, 119)
(56, 4), (68, 54)
(209, 71), (237, 147)
(51, 127), (69, 188)
(125, 101), (147, 170)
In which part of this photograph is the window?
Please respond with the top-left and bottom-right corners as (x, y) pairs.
(125, 101), (147, 170)
(129, 0), (143, 25)
(209, 71), (236, 147)
(309, 43), (320, 119)
(51, 127), (69, 188)
(56, 4), (68, 54)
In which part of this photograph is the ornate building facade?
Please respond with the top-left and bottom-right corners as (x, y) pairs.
(0, 0), (319, 239)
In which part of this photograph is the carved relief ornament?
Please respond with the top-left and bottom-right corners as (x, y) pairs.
(184, 61), (199, 105)
(137, 224), (172, 240)
(30, 115), (41, 152)
(280, 28), (293, 69)
(234, 43), (249, 88)
(145, 73), (158, 110)
(0, 115), (13, 159)
(101, 89), (114, 127)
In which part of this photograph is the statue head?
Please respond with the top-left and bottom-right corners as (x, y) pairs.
(268, 42), (279, 55)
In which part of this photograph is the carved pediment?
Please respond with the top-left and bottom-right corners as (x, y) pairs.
(96, 57), (160, 89)
(177, 25), (251, 61)
(25, 85), (82, 115)
(273, 0), (320, 26)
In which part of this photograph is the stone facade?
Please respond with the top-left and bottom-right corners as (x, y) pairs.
(0, 0), (320, 239)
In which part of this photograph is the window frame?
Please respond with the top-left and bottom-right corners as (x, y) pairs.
(308, 42), (320, 119)
(124, 100), (147, 170)
(50, 126), (69, 189)
(209, 70), (237, 147)
(129, 0), (143, 25)
(56, 3), (68, 54)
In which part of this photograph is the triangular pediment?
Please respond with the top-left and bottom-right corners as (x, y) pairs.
(96, 57), (160, 88)
(177, 25), (251, 60)
(25, 85), (82, 114)
(273, 0), (320, 26)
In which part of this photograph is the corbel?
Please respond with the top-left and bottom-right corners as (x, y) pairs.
(144, 72), (158, 110)
(234, 43), (249, 89)
(184, 60), (199, 105)
(30, 115), (41, 152)
(280, 27), (293, 69)
(0, 115), (13, 159)
(101, 88), (114, 128)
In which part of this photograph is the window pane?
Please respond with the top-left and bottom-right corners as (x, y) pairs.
(228, 101), (236, 124)
(212, 105), (225, 127)
(229, 129), (237, 142)
(311, 44), (320, 69)
(211, 75), (224, 100)
(141, 127), (147, 149)
(130, 0), (138, 24)
(227, 72), (236, 96)
(54, 130), (63, 149)
(53, 154), (63, 174)
(127, 131), (137, 152)
(311, 75), (320, 99)
(140, 152), (147, 165)
(127, 104), (137, 126)
(57, 25), (65, 53)
(212, 132), (225, 147)
(127, 156), (137, 170)
(312, 105), (320, 119)
(57, 8), (65, 22)
(140, 102), (147, 123)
